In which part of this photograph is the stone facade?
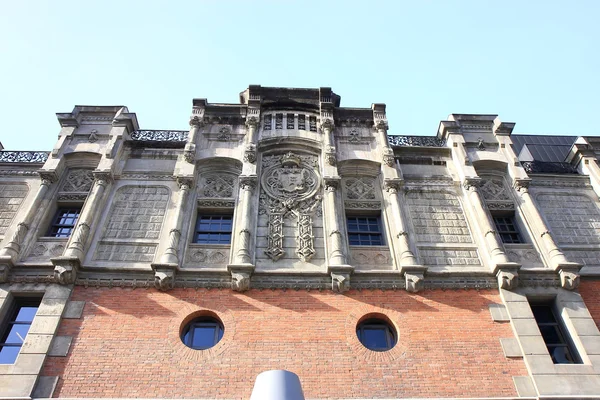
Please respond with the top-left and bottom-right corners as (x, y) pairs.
(0, 87), (600, 398)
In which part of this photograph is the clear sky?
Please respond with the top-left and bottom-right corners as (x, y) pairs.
(1, 1), (598, 151)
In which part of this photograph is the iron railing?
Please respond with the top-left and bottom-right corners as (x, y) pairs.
(0, 151), (49, 163)
(388, 135), (446, 147)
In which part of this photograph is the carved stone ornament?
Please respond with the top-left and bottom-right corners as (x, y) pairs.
(375, 120), (388, 131)
(88, 129), (98, 143)
(559, 269), (580, 290)
(52, 257), (80, 285)
(38, 171), (58, 184)
(231, 271), (251, 292)
(405, 271), (424, 293)
(331, 272), (350, 293)
(202, 174), (235, 198)
(244, 144), (257, 163)
(383, 178), (403, 194)
(245, 116), (259, 129)
(382, 147), (395, 167)
(497, 269), (519, 290)
(218, 127), (231, 141)
(320, 118), (334, 132)
(325, 145), (336, 166)
(189, 115), (203, 127)
(348, 128), (360, 143)
(260, 152), (321, 262)
(154, 269), (175, 291)
(61, 169), (95, 193)
(183, 144), (196, 163)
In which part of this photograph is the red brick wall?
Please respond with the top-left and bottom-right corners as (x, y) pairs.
(42, 287), (526, 399)
(579, 279), (600, 330)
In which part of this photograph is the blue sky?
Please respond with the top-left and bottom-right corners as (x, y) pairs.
(1, 1), (598, 151)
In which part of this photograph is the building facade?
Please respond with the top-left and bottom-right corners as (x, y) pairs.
(1, 86), (600, 399)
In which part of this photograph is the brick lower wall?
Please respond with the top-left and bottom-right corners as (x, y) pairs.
(42, 287), (526, 399)
(579, 279), (600, 330)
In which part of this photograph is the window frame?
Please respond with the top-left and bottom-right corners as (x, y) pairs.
(346, 214), (385, 246)
(492, 214), (524, 244)
(181, 317), (224, 350)
(193, 214), (234, 245)
(46, 207), (82, 238)
(0, 297), (41, 365)
(530, 300), (582, 365)
(356, 318), (397, 352)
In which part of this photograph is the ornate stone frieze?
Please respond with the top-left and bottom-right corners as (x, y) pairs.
(343, 200), (381, 210)
(259, 152), (321, 262)
(201, 174), (235, 198)
(197, 199), (236, 208)
(479, 177), (514, 211)
(27, 240), (66, 260)
(186, 247), (230, 265)
(60, 169), (95, 193)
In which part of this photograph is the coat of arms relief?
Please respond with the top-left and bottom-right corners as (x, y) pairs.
(259, 152), (322, 262)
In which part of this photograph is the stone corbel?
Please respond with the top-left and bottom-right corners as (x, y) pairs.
(400, 266), (427, 293)
(382, 147), (395, 167)
(51, 256), (80, 285)
(496, 266), (521, 290)
(0, 258), (12, 282)
(558, 264), (581, 290)
(244, 143), (257, 163)
(324, 145), (336, 166)
(328, 265), (354, 293)
(151, 264), (177, 291)
(227, 265), (255, 292)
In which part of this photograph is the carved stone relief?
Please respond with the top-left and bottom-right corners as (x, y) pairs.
(186, 247), (229, 265)
(26, 240), (66, 260)
(505, 245), (544, 268)
(349, 248), (393, 270)
(259, 152), (321, 262)
(343, 176), (381, 210)
(61, 169), (94, 193)
(479, 177), (513, 210)
(201, 174), (235, 198)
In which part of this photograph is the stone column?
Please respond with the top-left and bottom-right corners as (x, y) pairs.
(375, 121), (395, 167)
(323, 178), (347, 266)
(463, 179), (518, 280)
(160, 178), (191, 265)
(184, 117), (202, 163)
(0, 176), (54, 273)
(243, 117), (258, 164)
(233, 176), (256, 265)
(514, 181), (580, 289)
(321, 119), (336, 167)
(62, 174), (110, 260)
(383, 180), (418, 266)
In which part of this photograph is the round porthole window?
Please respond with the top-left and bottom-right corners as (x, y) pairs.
(356, 318), (397, 352)
(181, 316), (224, 350)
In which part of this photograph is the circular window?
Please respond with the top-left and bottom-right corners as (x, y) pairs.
(356, 318), (397, 352)
(181, 316), (224, 350)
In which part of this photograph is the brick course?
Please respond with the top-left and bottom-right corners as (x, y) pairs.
(42, 287), (526, 399)
(579, 280), (600, 330)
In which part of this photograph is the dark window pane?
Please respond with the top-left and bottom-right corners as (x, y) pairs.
(0, 346), (20, 364)
(362, 327), (388, 349)
(532, 305), (556, 324)
(192, 326), (217, 349)
(539, 325), (562, 344)
(549, 346), (576, 364)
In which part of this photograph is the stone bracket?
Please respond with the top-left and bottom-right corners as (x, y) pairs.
(227, 264), (255, 292)
(496, 264), (521, 290)
(328, 265), (354, 293)
(51, 256), (81, 285)
(151, 263), (178, 291)
(0, 255), (14, 283)
(557, 263), (582, 290)
(399, 265), (427, 293)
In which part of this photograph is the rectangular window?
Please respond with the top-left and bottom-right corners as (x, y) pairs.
(347, 215), (384, 246)
(298, 115), (306, 130)
(263, 115), (272, 130)
(194, 215), (233, 244)
(275, 113), (283, 130)
(493, 215), (523, 243)
(531, 301), (581, 364)
(0, 298), (41, 364)
(286, 113), (295, 129)
(309, 116), (317, 132)
(48, 207), (81, 237)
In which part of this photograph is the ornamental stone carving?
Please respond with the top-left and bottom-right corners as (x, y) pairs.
(259, 152), (321, 262)
(480, 177), (514, 210)
(202, 174), (235, 198)
(344, 177), (377, 200)
(497, 269), (519, 290)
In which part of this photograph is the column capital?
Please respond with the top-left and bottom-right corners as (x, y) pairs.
(93, 171), (113, 185)
(245, 116), (259, 129)
(463, 178), (482, 192)
(176, 176), (194, 190)
(38, 170), (58, 185)
(513, 179), (531, 193)
(323, 176), (341, 192)
(320, 118), (334, 133)
(374, 119), (388, 131)
(189, 115), (204, 127)
(384, 178), (403, 194)
(239, 175), (258, 191)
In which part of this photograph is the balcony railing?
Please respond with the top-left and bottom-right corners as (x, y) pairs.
(131, 130), (188, 143)
(521, 161), (578, 174)
(0, 151), (49, 163)
(388, 135), (446, 147)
